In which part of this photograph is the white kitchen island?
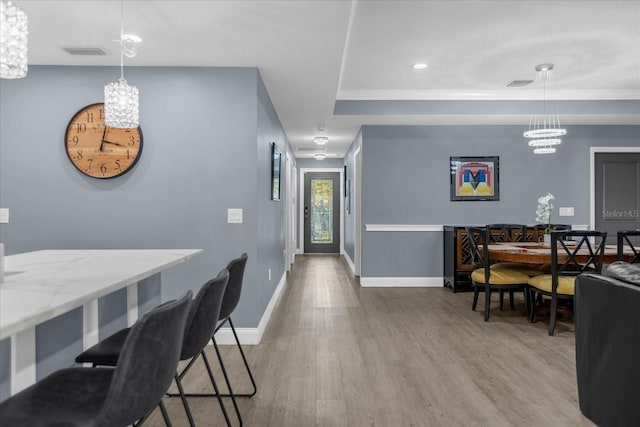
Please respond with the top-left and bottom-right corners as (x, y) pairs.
(0, 249), (203, 395)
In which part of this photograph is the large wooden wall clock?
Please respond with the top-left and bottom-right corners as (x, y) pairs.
(65, 103), (143, 179)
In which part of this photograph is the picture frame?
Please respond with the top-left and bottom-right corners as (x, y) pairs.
(271, 142), (281, 201)
(343, 165), (347, 197)
(345, 179), (351, 214)
(450, 156), (499, 201)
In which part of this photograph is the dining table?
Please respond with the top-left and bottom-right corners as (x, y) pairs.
(485, 241), (628, 265)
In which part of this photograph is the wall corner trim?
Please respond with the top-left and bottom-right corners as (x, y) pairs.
(343, 252), (355, 274)
(364, 224), (443, 232)
(359, 277), (443, 287)
(214, 271), (288, 345)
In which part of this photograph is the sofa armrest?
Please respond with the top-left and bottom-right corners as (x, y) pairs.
(575, 273), (640, 426)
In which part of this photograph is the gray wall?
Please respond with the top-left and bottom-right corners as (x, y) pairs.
(0, 65), (289, 397)
(256, 75), (288, 318)
(356, 124), (640, 277)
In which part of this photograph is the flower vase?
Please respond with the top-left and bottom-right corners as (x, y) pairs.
(543, 234), (551, 245)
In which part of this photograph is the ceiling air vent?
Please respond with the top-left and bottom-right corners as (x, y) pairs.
(60, 46), (108, 56)
(506, 80), (534, 88)
(298, 147), (327, 152)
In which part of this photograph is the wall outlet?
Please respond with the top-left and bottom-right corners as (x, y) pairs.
(0, 208), (8, 224)
(559, 207), (574, 217)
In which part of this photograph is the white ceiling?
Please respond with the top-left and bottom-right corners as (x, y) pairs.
(15, 0), (640, 158)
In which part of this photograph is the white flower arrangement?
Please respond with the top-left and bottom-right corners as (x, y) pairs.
(535, 192), (555, 234)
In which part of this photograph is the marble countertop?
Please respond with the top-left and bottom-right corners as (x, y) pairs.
(0, 249), (203, 340)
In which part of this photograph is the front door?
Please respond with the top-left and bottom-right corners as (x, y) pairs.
(594, 152), (640, 243)
(304, 172), (340, 253)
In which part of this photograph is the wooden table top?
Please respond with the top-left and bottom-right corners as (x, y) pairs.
(484, 242), (626, 265)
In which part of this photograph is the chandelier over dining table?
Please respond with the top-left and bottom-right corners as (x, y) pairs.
(524, 63), (566, 154)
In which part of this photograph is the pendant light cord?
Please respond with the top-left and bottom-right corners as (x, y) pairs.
(119, 0), (124, 80)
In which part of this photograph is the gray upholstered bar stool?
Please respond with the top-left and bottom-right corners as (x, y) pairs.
(171, 253), (252, 426)
(75, 269), (234, 426)
(0, 291), (192, 427)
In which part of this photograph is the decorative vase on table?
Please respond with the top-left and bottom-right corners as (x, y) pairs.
(543, 234), (551, 245)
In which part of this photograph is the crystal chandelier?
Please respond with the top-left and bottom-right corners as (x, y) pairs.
(524, 63), (566, 154)
(0, 0), (28, 79)
(104, 1), (140, 128)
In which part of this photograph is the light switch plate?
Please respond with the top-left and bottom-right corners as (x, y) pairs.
(0, 208), (8, 224)
(227, 208), (243, 224)
(559, 207), (574, 217)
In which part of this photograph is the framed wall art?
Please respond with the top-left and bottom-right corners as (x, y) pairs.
(271, 142), (281, 201)
(450, 156), (499, 201)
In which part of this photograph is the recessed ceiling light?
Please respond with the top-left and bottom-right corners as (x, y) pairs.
(122, 34), (142, 43)
(314, 153), (327, 160)
(412, 63), (428, 70)
(313, 136), (328, 145)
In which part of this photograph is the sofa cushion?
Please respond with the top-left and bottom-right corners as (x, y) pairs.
(604, 261), (640, 286)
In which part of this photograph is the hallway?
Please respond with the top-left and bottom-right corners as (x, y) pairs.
(150, 255), (591, 426)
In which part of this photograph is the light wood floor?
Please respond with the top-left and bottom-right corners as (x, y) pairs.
(147, 255), (593, 426)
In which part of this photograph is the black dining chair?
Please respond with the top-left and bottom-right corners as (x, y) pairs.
(466, 226), (530, 321)
(75, 269), (235, 427)
(528, 230), (607, 335)
(617, 230), (640, 263)
(486, 223), (527, 243)
(486, 223), (543, 309)
(0, 291), (192, 427)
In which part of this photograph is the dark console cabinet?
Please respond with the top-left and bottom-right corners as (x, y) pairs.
(443, 225), (474, 292)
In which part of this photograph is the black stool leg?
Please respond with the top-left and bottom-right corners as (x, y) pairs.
(174, 373), (196, 427)
(158, 401), (173, 427)
(227, 318), (257, 397)
(212, 336), (243, 426)
(201, 349), (233, 427)
(167, 317), (257, 399)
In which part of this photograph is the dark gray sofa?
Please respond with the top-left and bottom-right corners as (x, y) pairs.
(575, 262), (640, 427)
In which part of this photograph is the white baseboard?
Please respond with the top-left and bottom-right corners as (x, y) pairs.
(343, 252), (355, 274)
(214, 271), (287, 345)
(359, 276), (443, 288)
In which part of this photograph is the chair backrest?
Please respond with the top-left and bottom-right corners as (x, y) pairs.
(219, 253), (248, 321)
(486, 223), (527, 243)
(531, 223), (572, 242)
(465, 226), (489, 270)
(95, 291), (192, 427)
(550, 231), (607, 290)
(617, 230), (640, 263)
(181, 269), (229, 360)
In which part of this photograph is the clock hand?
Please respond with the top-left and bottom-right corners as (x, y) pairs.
(102, 140), (129, 147)
(99, 126), (107, 152)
